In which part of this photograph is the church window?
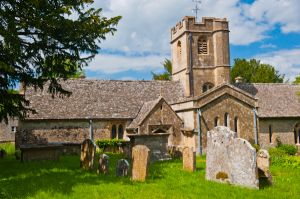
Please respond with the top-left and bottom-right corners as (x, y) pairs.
(214, 117), (219, 127)
(202, 82), (214, 93)
(11, 126), (17, 133)
(198, 38), (208, 54)
(118, 125), (124, 139)
(111, 125), (117, 139)
(294, 124), (300, 144)
(224, 113), (229, 127)
(269, 125), (272, 143)
(234, 117), (239, 134)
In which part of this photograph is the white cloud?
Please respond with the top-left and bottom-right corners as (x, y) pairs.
(254, 48), (300, 81)
(86, 0), (300, 74)
(87, 53), (166, 74)
(260, 43), (277, 49)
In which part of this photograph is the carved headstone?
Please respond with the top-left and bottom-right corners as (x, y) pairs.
(80, 139), (96, 170)
(182, 147), (196, 172)
(206, 126), (259, 189)
(116, 159), (130, 177)
(97, 154), (109, 174)
(131, 145), (150, 181)
(257, 149), (272, 184)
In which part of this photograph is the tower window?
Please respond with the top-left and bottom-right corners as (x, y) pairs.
(214, 117), (219, 127)
(198, 38), (208, 54)
(177, 41), (182, 56)
(202, 82), (214, 93)
(234, 117), (238, 134)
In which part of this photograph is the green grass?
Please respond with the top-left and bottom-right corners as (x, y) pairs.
(0, 142), (15, 156)
(0, 145), (299, 199)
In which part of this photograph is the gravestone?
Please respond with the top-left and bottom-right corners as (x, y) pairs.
(131, 145), (150, 181)
(182, 147), (196, 172)
(0, 149), (6, 159)
(116, 159), (130, 177)
(97, 154), (109, 174)
(80, 139), (96, 170)
(206, 126), (259, 189)
(257, 149), (272, 184)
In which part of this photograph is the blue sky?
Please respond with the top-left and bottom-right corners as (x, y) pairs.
(85, 0), (300, 81)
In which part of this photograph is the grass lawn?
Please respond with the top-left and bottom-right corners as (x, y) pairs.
(0, 145), (299, 199)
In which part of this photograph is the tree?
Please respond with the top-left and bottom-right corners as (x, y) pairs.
(293, 75), (300, 84)
(0, 0), (121, 122)
(152, 59), (172, 80)
(230, 59), (285, 83)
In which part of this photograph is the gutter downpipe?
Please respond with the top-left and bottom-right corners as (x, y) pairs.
(197, 109), (202, 155)
(253, 108), (258, 145)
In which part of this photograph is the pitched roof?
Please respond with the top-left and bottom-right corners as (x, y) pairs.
(235, 83), (300, 118)
(24, 79), (184, 120)
(127, 97), (163, 129)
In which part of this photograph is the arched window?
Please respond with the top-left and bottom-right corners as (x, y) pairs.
(202, 82), (214, 93)
(198, 38), (208, 54)
(234, 117), (239, 134)
(118, 125), (124, 140)
(214, 117), (219, 127)
(269, 125), (272, 143)
(111, 125), (117, 139)
(224, 113), (229, 127)
(177, 41), (182, 56)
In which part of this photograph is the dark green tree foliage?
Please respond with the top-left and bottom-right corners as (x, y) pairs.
(231, 59), (284, 83)
(152, 59), (172, 80)
(0, 0), (121, 122)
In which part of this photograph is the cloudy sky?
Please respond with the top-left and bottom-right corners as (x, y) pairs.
(85, 0), (300, 81)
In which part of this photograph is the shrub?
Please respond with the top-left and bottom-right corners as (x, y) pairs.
(252, 144), (260, 152)
(278, 144), (298, 156)
(95, 139), (127, 150)
(275, 136), (282, 147)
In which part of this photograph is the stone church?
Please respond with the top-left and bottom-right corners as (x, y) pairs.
(15, 16), (300, 153)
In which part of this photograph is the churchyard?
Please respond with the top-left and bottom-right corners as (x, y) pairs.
(0, 142), (299, 199)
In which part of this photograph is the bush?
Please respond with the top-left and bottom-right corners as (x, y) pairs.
(0, 143), (15, 156)
(95, 139), (127, 150)
(252, 144), (260, 152)
(278, 144), (298, 156)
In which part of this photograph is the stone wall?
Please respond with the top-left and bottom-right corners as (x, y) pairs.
(258, 118), (300, 148)
(197, 94), (255, 149)
(17, 119), (129, 149)
(0, 119), (17, 142)
(139, 101), (183, 146)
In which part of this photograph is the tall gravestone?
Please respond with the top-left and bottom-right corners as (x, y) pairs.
(80, 139), (96, 170)
(206, 126), (259, 189)
(131, 145), (150, 182)
(97, 154), (109, 174)
(182, 147), (196, 172)
(116, 159), (130, 177)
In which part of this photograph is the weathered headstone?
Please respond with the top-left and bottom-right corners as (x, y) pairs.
(0, 149), (6, 159)
(257, 149), (272, 184)
(116, 159), (130, 177)
(206, 126), (259, 189)
(97, 154), (109, 174)
(131, 145), (150, 181)
(80, 139), (96, 170)
(182, 147), (196, 172)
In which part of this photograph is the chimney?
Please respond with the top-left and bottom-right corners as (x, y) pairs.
(235, 76), (243, 83)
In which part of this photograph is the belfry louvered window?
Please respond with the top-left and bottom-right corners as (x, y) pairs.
(198, 38), (208, 54)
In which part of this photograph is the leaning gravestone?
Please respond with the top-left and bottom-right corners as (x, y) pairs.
(182, 147), (196, 172)
(97, 154), (109, 174)
(80, 139), (96, 170)
(116, 159), (130, 177)
(131, 145), (150, 181)
(206, 126), (259, 189)
(257, 149), (272, 184)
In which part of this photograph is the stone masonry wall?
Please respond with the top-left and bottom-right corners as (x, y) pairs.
(139, 101), (183, 146)
(17, 119), (128, 149)
(258, 118), (300, 149)
(0, 119), (18, 142)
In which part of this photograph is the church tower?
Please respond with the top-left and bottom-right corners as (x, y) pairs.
(171, 16), (230, 97)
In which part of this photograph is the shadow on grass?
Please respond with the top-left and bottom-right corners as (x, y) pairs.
(0, 154), (132, 198)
